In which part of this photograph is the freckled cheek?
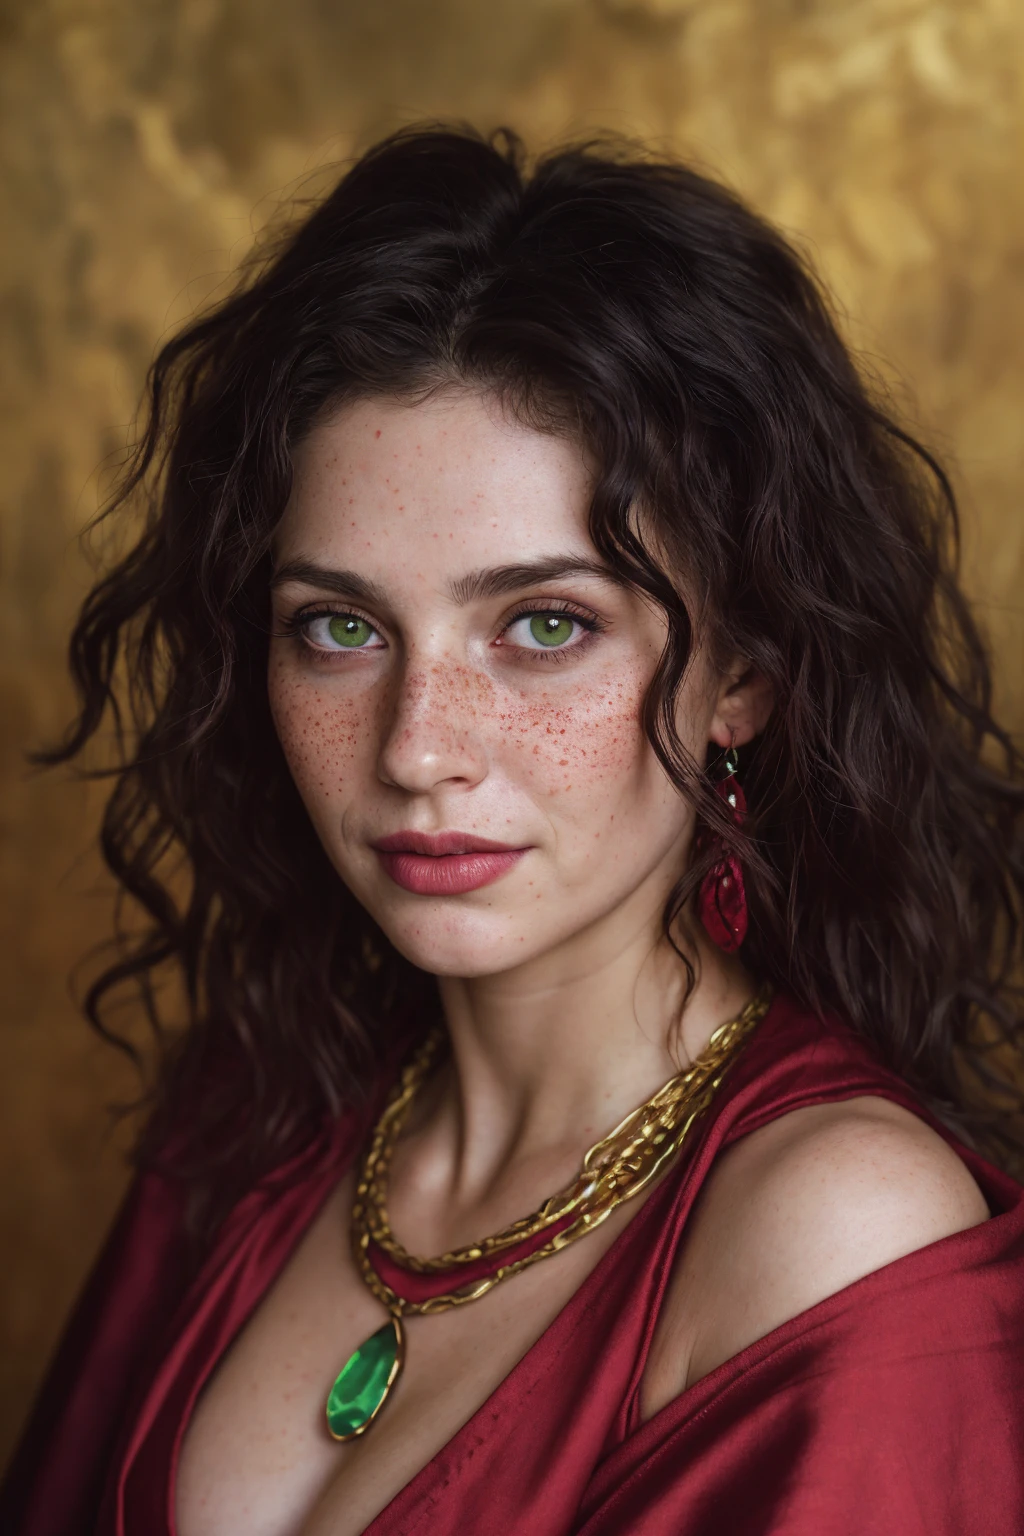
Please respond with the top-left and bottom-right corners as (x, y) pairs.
(499, 682), (649, 798)
(267, 667), (380, 801)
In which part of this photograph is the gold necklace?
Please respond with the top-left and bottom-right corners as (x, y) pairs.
(326, 983), (773, 1441)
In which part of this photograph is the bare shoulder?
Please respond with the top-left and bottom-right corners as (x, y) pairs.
(642, 1095), (989, 1419)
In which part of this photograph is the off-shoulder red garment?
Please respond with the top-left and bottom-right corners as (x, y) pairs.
(4, 992), (1024, 1534)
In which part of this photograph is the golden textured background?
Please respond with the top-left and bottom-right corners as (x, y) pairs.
(2, 0), (1022, 1466)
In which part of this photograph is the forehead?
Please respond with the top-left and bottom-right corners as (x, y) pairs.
(278, 391), (596, 573)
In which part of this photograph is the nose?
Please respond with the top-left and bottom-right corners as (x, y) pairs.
(376, 656), (491, 794)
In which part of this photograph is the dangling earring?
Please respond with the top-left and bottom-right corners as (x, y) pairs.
(697, 747), (748, 953)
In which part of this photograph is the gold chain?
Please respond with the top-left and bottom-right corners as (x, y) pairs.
(351, 983), (773, 1317)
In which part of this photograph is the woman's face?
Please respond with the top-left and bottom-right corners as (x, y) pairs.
(268, 390), (722, 979)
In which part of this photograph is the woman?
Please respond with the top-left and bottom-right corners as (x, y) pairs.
(3, 125), (1024, 1535)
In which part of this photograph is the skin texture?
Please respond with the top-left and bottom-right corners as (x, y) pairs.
(175, 390), (987, 1536)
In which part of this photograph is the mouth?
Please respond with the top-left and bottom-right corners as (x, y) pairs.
(370, 830), (530, 896)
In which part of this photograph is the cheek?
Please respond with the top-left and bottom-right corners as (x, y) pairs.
(267, 659), (378, 803)
(499, 670), (652, 807)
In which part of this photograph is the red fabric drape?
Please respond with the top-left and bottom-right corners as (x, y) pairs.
(4, 992), (1023, 1534)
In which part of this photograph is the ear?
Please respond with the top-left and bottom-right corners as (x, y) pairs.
(708, 657), (774, 750)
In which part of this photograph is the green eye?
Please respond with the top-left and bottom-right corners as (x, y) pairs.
(328, 615), (374, 648)
(528, 613), (576, 647)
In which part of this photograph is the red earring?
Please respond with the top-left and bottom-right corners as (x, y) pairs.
(697, 748), (748, 953)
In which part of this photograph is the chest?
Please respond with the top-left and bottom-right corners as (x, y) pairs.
(174, 1172), (663, 1536)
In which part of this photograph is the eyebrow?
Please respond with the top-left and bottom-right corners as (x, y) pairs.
(448, 557), (619, 603)
(270, 556), (620, 607)
(270, 560), (388, 608)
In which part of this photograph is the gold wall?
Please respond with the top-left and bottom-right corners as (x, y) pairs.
(2, 0), (1022, 1465)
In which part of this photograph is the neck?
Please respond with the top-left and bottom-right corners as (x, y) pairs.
(425, 903), (754, 1208)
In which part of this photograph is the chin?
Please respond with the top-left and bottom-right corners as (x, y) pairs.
(372, 907), (554, 980)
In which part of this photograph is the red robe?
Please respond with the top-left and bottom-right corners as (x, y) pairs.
(4, 992), (1024, 1534)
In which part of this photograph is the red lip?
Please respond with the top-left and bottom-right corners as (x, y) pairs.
(372, 830), (523, 856)
(370, 830), (529, 895)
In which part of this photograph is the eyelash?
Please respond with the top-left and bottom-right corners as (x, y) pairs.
(500, 601), (605, 664)
(277, 600), (606, 667)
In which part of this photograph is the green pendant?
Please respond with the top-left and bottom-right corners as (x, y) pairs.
(326, 1315), (404, 1441)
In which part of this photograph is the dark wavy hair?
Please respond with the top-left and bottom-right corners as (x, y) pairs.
(39, 124), (1024, 1221)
